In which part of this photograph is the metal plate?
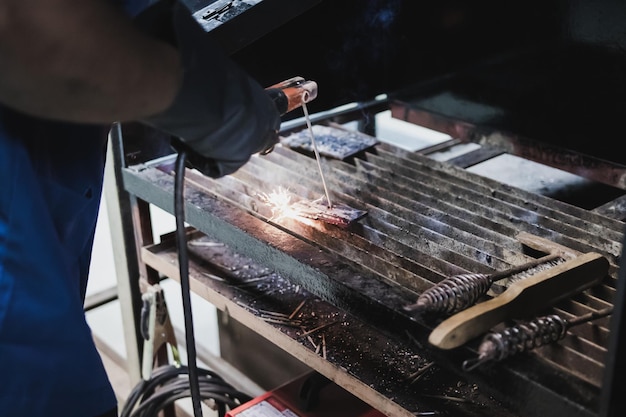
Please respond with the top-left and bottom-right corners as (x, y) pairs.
(281, 125), (378, 160)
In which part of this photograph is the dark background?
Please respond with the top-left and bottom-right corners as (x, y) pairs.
(205, 0), (626, 163)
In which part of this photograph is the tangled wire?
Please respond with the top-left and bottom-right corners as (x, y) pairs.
(120, 365), (252, 417)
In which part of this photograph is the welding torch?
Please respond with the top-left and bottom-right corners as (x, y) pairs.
(260, 76), (318, 154)
(266, 76), (318, 116)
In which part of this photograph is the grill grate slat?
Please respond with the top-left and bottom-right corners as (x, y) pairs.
(377, 143), (625, 241)
(370, 148), (624, 252)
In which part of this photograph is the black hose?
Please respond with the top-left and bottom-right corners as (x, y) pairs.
(174, 150), (203, 417)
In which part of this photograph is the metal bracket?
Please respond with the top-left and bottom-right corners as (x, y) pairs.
(140, 284), (180, 380)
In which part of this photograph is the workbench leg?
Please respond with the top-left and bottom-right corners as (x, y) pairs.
(600, 227), (626, 417)
(106, 124), (144, 385)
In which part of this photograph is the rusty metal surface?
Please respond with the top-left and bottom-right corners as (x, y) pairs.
(390, 101), (626, 191)
(123, 125), (623, 417)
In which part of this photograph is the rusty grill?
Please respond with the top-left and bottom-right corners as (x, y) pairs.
(123, 117), (622, 417)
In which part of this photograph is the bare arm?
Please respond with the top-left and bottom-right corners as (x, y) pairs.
(0, 0), (182, 123)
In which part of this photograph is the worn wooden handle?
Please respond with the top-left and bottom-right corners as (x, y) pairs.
(428, 252), (609, 350)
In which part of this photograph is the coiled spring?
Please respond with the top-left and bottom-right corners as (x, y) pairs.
(416, 273), (493, 314)
(403, 254), (561, 315)
(462, 307), (613, 371)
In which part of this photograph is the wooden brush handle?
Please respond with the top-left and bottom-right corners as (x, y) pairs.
(428, 252), (609, 350)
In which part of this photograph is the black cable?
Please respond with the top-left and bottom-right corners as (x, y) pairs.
(120, 150), (253, 417)
(120, 365), (252, 417)
(174, 150), (203, 417)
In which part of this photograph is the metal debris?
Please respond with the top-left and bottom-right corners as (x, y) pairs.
(405, 362), (435, 385)
(299, 320), (340, 338)
(289, 300), (307, 320)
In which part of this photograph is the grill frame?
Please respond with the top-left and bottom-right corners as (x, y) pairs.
(118, 110), (623, 416)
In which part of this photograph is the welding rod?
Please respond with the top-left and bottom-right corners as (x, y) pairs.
(302, 102), (333, 209)
(266, 77), (332, 209)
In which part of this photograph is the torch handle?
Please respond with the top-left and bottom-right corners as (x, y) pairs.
(266, 77), (318, 115)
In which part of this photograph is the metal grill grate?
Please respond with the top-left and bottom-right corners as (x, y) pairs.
(174, 125), (621, 388)
(125, 123), (623, 416)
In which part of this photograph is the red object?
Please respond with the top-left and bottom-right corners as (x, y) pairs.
(226, 372), (387, 417)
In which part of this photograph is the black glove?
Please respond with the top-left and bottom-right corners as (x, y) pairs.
(141, 3), (281, 177)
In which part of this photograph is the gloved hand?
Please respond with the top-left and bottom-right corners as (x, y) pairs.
(141, 3), (281, 177)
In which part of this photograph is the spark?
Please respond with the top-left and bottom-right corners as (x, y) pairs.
(258, 187), (321, 227)
(258, 186), (298, 221)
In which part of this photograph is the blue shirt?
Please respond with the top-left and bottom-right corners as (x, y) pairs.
(0, 110), (113, 417)
(0, 1), (153, 416)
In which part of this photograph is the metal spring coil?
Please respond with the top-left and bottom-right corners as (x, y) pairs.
(463, 307), (613, 371)
(483, 314), (568, 361)
(419, 273), (493, 314)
